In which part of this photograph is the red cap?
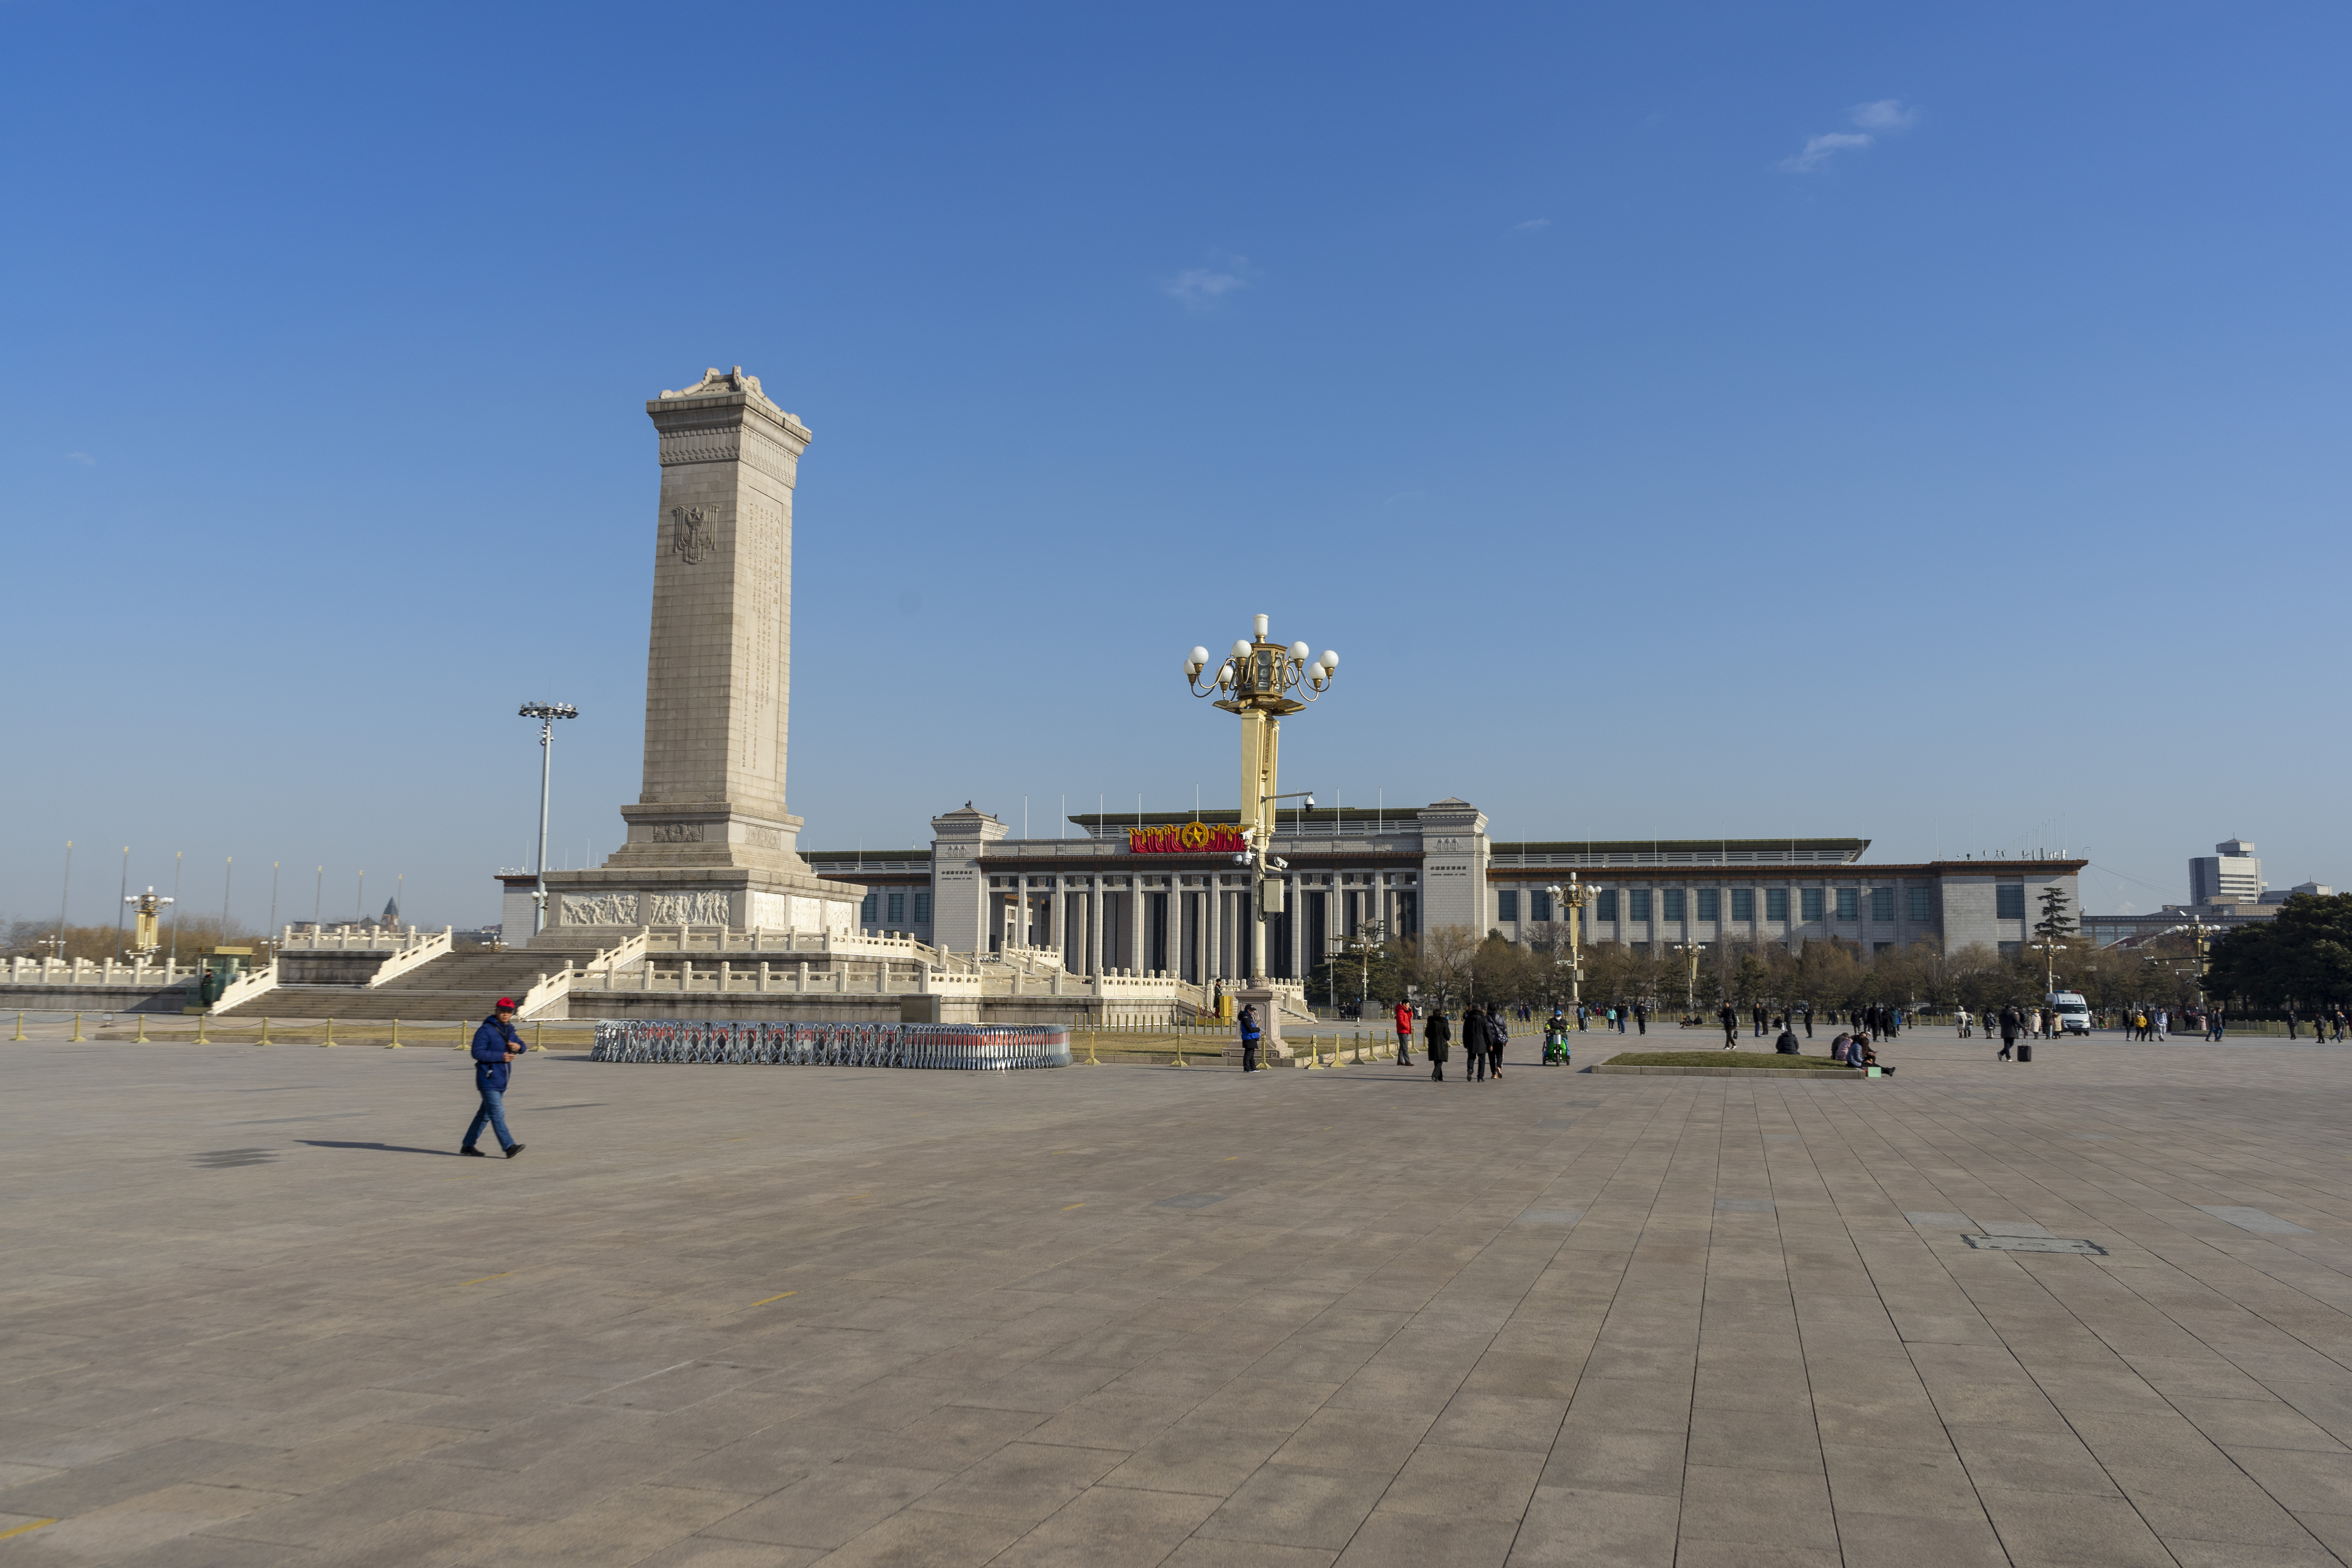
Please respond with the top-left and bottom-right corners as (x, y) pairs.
(496, 997), (518, 1010)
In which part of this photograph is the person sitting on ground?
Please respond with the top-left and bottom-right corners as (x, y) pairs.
(1852, 1034), (1894, 1075)
(1776, 1022), (1802, 1055)
(1829, 1031), (1852, 1063)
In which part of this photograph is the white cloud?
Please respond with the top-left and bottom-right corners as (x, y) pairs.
(65, 451), (95, 467)
(1513, 218), (1551, 231)
(1849, 98), (1919, 132)
(1164, 256), (1252, 313)
(1779, 98), (1920, 173)
(1780, 131), (1873, 173)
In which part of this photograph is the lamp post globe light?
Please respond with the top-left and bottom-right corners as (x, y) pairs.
(518, 702), (579, 934)
(1183, 615), (1337, 1062)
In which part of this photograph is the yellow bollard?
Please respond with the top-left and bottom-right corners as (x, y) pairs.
(388, 1018), (402, 1049)
(194, 1012), (209, 1044)
(258, 1016), (271, 1045)
(320, 1017), (336, 1047)
(533, 1021), (545, 1052)
(70, 1013), (85, 1042)
(1086, 1027), (1101, 1065)
(11, 1011), (24, 1041)
(135, 1013), (148, 1044)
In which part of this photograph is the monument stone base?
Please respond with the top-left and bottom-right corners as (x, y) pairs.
(530, 864), (864, 953)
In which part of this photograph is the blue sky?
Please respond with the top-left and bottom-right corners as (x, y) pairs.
(5, 2), (2347, 932)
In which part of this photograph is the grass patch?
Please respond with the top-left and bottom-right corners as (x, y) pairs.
(1601, 1051), (1854, 1070)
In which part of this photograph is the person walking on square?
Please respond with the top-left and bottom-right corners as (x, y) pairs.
(1801, 1002), (1813, 1038)
(1425, 1007), (1452, 1081)
(1464, 1004), (1491, 1082)
(462, 998), (526, 1158)
(1393, 999), (1415, 1066)
(1487, 1007), (1508, 1078)
(1237, 1003), (1262, 1073)
(1719, 1002), (1739, 1049)
(1634, 1002), (1648, 1036)
(1998, 1004), (2020, 1062)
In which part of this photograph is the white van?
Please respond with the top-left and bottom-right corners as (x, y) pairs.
(2046, 991), (2092, 1035)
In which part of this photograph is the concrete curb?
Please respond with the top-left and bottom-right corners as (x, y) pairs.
(1591, 1064), (1869, 1079)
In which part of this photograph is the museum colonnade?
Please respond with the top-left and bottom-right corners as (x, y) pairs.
(988, 869), (1418, 985)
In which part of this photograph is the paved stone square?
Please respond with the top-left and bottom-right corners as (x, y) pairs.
(7, 1031), (2352, 1566)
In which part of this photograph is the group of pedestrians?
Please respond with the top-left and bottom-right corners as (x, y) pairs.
(1416, 1004), (1513, 1082)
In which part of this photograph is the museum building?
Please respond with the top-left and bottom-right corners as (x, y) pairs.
(797, 800), (2085, 985)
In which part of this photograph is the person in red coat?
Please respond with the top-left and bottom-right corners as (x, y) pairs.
(1393, 1000), (1415, 1065)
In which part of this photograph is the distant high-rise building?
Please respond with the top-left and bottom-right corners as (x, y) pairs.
(2189, 838), (2262, 907)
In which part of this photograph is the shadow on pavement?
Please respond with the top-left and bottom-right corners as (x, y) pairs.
(298, 1139), (460, 1157)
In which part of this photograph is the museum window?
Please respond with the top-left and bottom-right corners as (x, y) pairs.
(1800, 888), (1824, 922)
(913, 891), (931, 924)
(1835, 888), (1860, 921)
(1497, 890), (1518, 922)
(1999, 940), (2022, 958)
(1996, 884), (2026, 920)
(887, 891), (905, 924)
(1595, 890), (1618, 921)
(861, 893), (879, 922)
(1907, 884), (1931, 921)
(1769, 887), (1791, 922)
(1732, 889), (1755, 921)
(1530, 890), (1552, 922)
(1871, 887), (1893, 922)
(1629, 889), (1652, 922)
(1874, 942), (1895, 955)
(1697, 889), (1719, 921)
(1662, 889), (1685, 921)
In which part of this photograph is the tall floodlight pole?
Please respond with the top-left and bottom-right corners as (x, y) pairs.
(221, 857), (234, 940)
(267, 862), (279, 956)
(1182, 617), (1338, 984)
(314, 866), (324, 929)
(114, 846), (130, 962)
(168, 851), (183, 965)
(48, 840), (74, 961)
(519, 702), (580, 934)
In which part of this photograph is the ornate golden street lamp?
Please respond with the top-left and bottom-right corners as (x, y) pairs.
(1545, 877), (1595, 1011)
(1184, 615), (1338, 1055)
(1670, 940), (1705, 1018)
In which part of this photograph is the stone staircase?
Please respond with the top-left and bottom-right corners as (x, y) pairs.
(216, 951), (570, 1021)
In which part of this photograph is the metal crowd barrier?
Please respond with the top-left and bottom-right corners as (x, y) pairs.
(588, 1020), (1072, 1069)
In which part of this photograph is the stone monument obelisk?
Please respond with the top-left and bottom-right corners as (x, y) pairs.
(536, 367), (863, 944)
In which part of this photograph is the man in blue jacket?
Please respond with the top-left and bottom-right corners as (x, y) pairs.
(461, 998), (526, 1158)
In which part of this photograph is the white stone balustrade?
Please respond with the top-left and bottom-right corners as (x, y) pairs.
(5, 955), (198, 987)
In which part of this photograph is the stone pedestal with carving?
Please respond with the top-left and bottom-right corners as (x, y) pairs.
(1221, 985), (1294, 1069)
(539, 368), (863, 947)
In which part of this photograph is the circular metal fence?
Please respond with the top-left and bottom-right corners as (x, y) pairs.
(588, 1019), (1071, 1069)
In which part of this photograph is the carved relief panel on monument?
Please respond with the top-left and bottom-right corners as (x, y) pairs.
(738, 496), (786, 778)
